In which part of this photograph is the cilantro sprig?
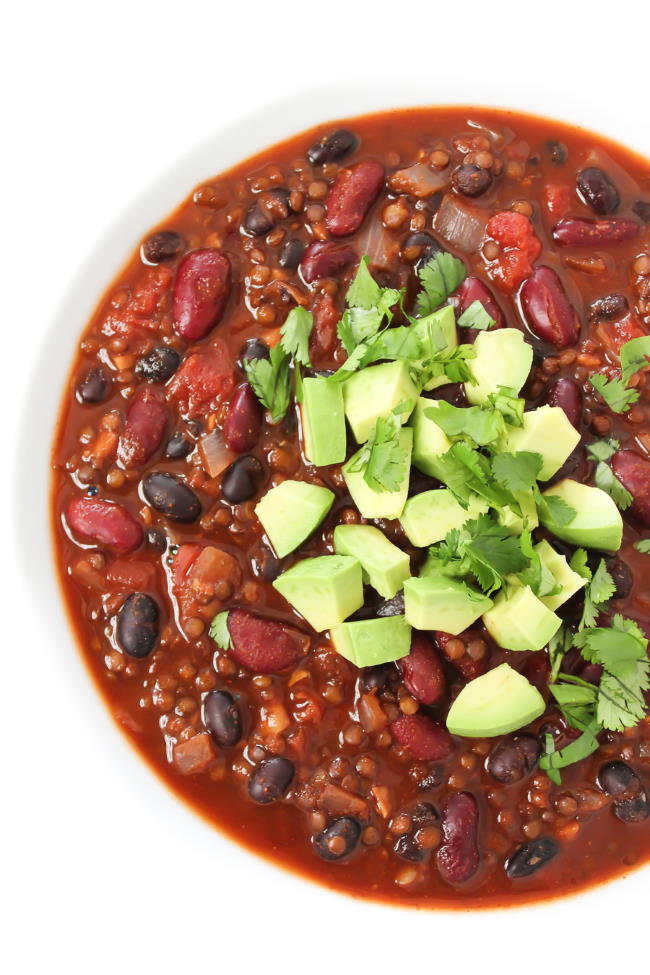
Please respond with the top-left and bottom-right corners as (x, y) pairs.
(425, 513), (531, 595)
(589, 335), (650, 414)
(586, 438), (632, 510)
(415, 251), (467, 317)
(569, 550), (615, 629)
(244, 306), (314, 419)
(209, 611), (231, 651)
(347, 402), (411, 493)
(457, 299), (496, 331)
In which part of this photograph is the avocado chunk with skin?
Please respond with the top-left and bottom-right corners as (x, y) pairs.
(300, 377), (346, 466)
(400, 489), (489, 547)
(273, 555), (363, 631)
(500, 405), (581, 481)
(464, 328), (533, 406)
(447, 663), (546, 737)
(482, 584), (562, 651)
(410, 398), (452, 481)
(343, 429), (413, 519)
(333, 524), (410, 600)
(343, 360), (419, 443)
(412, 305), (458, 391)
(330, 615), (411, 667)
(534, 539), (587, 611)
(403, 574), (493, 634)
(497, 489), (539, 536)
(540, 478), (623, 552)
(255, 480), (335, 558)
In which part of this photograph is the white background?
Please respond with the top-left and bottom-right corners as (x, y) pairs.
(3, 2), (649, 972)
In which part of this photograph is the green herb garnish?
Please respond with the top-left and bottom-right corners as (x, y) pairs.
(457, 299), (496, 331)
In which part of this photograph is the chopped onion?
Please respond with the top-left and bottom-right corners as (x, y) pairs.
(388, 162), (448, 198)
(434, 194), (487, 254)
(356, 217), (399, 269)
(199, 428), (233, 478)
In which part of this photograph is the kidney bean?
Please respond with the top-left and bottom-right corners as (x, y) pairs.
(77, 368), (109, 404)
(227, 608), (310, 673)
(546, 140), (568, 165)
(611, 450), (650, 526)
(221, 455), (263, 504)
(116, 387), (167, 468)
(243, 188), (293, 237)
(141, 230), (183, 264)
(165, 431), (193, 459)
(598, 760), (640, 796)
(436, 792), (479, 884)
(588, 293), (629, 321)
(203, 690), (242, 748)
(390, 714), (454, 761)
(520, 266), (580, 349)
(546, 377), (582, 430)
(314, 816), (361, 861)
(633, 200), (650, 223)
(172, 249), (231, 341)
(135, 347), (181, 384)
(279, 238), (305, 270)
(505, 836), (558, 878)
(116, 593), (159, 658)
(223, 384), (263, 453)
(326, 159), (385, 237)
(307, 128), (359, 166)
(453, 275), (504, 342)
(299, 240), (357, 283)
(398, 633), (446, 705)
(553, 217), (639, 246)
(248, 756), (295, 804)
(142, 471), (201, 522)
(451, 163), (492, 198)
(487, 734), (541, 784)
(604, 557), (633, 600)
(240, 338), (270, 365)
(576, 167), (620, 215)
(66, 496), (143, 552)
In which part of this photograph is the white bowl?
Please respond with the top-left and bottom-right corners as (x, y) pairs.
(17, 81), (649, 964)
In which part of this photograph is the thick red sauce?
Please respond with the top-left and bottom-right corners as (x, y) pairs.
(52, 107), (650, 907)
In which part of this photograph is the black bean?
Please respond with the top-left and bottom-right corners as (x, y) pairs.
(488, 734), (541, 784)
(605, 558), (633, 600)
(313, 816), (361, 861)
(451, 163), (493, 198)
(576, 167), (620, 215)
(135, 347), (181, 384)
(255, 546), (281, 582)
(614, 794), (650, 823)
(142, 471), (201, 522)
(165, 432), (193, 459)
(401, 231), (443, 270)
(307, 128), (358, 166)
(505, 837), (558, 878)
(243, 203), (273, 237)
(240, 338), (270, 365)
(376, 591), (405, 618)
(633, 200), (650, 223)
(394, 833), (427, 863)
(248, 756), (294, 804)
(417, 766), (444, 790)
(141, 230), (183, 264)
(598, 760), (640, 796)
(243, 188), (293, 237)
(221, 455), (263, 504)
(546, 140), (568, 165)
(116, 593), (159, 659)
(408, 468), (436, 498)
(146, 527), (167, 552)
(203, 690), (242, 748)
(412, 802), (438, 825)
(278, 238), (305, 269)
(77, 368), (109, 404)
(588, 293), (629, 321)
(358, 663), (393, 693)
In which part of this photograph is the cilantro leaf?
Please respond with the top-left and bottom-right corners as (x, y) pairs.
(457, 299), (496, 331)
(535, 488), (577, 528)
(345, 256), (382, 309)
(425, 401), (504, 447)
(487, 387), (525, 427)
(347, 407), (408, 493)
(209, 611), (231, 651)
(491, 452), (544, 494)
(590, 373), (640, 414)
(578, 558), (615, 629)
(279, 306), (314, 366)
(432, 513), (530, 594)
(244, 342), (291, 422)
(540, 720), (602, 783)
(593, 458), (633, 510)
(635, 539), (650, 554)
(586, 438), (620, 463)
(415, 252), (466, 317)
(620, 335), (650, 384)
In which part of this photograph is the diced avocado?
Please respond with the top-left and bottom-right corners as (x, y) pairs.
(500, 405), (580, 481)
(403, 574), (493, 634)
(273, 555), (363, 631)
(447, 663), (545, 738)
(540, 478), (623, 552)
(333, 524), (410, 599)
(330, 615), (411, 667)
(343, 360), (419, 443)
(497, 489), (539, 536)
(410, 398), (452, 481)
(343, 429), (412, 519)
(255, 480), (334, 558)
(300, 377), (346, 466)
(464, 328), (533, 406)
(412, 305), (458, 391)
(400, 489), (489, 547)
(534, 539), (587, 611)
(482, 585), (561, 651)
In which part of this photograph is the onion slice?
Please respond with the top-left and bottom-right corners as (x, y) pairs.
(434, 194), (487, 254)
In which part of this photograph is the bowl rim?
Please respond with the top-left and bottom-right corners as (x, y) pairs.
(16, 78), (650, 919)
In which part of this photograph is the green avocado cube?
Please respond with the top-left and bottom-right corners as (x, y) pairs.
(534, 539), (587, 611)
(343, 360), (419, 443)
(400, 489), (489, 547)
(497, 489), (539, 536)
(255, 480), (334, 558)
(464, 328), (533, 406)
(273, 555), (363, 631)
(300, 377), (346, 466)
(404, 574), (493, 633)
(540, 478), (623, 552)
(330, 615), (411, 667)
(500, 405), (581, 481)
(343, 428), (412, 519)
(410, 398), (452, 481)
(482, 585), (561, 651)
(333, 524), (410, 599)
(447, 663), (545, 738)
(412, 305), (458, 391)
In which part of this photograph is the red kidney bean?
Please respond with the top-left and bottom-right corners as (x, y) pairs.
(390, 714), (454, 761)
(326, 159), (385, 237)
(436, 792), (479, 884)
(223, 383), (263, 453)
(398, 633), (446, 705)
(552, 217), (639, 246)
(66, 496), (143, 552)
(299, 241), (357, 283)
(227, 609), (310, 673)
(434, 629), (489, 681)
(172, 249), (231, 341)
(452, 275), (504, 341)
(576, 167), (620, 215)
(611, 450), (650, 526)
(117, 386), (167, 468)
(546, 377), (582, 429)
(520, 266), (580, 348)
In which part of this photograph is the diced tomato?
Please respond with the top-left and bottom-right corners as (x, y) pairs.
(544, 183), (571, 217)
(171, 543), (241, 618)
(101, 266), (173, 337)
(484, 211), (542, 293)
(309, 292), (341, 368)
(168, 342), (235, 418)
(597, 313), (648, 360)
(107, 559), (156, 591)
